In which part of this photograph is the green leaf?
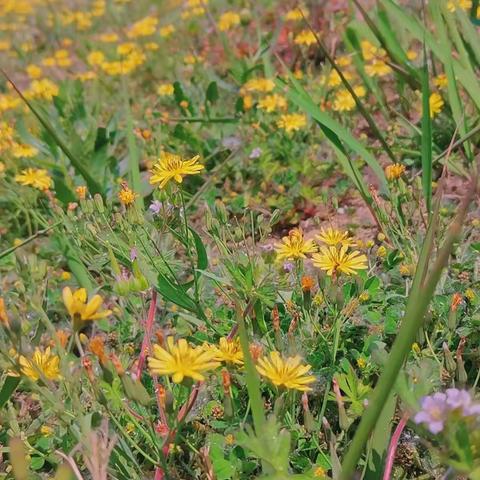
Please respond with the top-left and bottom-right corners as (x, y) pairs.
(206, 81), (219, 103)
(0, 376), (20, 409)
(156, 273), (198, 313)
(30, 456), (45, 471)
(420, 48), (432, 215)
(189, 228), (208, 270)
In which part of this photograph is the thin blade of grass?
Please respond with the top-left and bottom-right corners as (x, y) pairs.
(302, 14), (396, 163)
(430, 0), (472, 161)
(122, 80), (144, 210)
(277, 63), (390, 194)
(420, 46), (433, 215)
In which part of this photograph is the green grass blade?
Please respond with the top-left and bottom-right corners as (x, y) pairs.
(420, 48), (432, 215)
(430, 0), (472, 161)
(122, 81), (144, 210)
(303, 20), (396, 163)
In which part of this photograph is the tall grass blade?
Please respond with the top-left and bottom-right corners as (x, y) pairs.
(420, 47), (433, 215)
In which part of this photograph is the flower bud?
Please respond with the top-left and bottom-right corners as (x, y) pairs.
(93, 193), (105, 213)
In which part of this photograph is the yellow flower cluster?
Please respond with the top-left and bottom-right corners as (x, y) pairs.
(361, 40), (392, 78)
(127, 15), (158, 38)
(24, 79), (59, 101)
(275, 227), (367, 276)
(148, 336), (315, 393)
(218, 11), (241, 31)
(294, 29), (317, 46)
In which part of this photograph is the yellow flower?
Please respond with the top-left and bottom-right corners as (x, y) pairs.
(157, 83), (174, 96)
(218, 11), (240, 31)
(275, 228), (317, 261)
(365, 59), (392, 77)
(433, 74), (448, 89)
(359, 291), (370, 303)
(19, 347), (61, 381)
(356, 357), (367, 369)
(127, 16), (158, 38)
(312, 245), (367, 276)
(118, 184), (138, 206)
(407, 49), (418, 60)
(11, 143), (38, 158)
(54, 49), (71, 67)
(376, 245), (387, 258)
(26, 64), (43, 79)
(465, 288), (475, 301)
(75, 185), (87, 199)
(15, 168), (52, 190)
(87, 50), (105, 66)
(0, 297), (9, 328)
(242, 78), (275, 93)
(99, 32), (119, 42)
(210, 337), (244, 366)
(332, 89), (356, 112)
(294, 29), (317, 46)
(314, 466), (327, 478)
(62, 287), (112, 324)
(447, 0), (472, 12)
(149, 151), (204, 189)
(77, 71), (97, 82)
(159, 24), (175, 38)
(40, 425), (54, 436)
(277, 113), (307, 132)
(385, 163), (405, 181)
(316, 227), (355, 247)
(148, 337), (220, 383)
(361, 40), (377, 60)
(429, 92), (444, 118)
(256, 351), (316, 392)
(399, 263), (415, 277)
(117, 42), (137, 56)
(25, 79), (59, 101)
(284, 7), (308, 21)
(258, 93), (287, 113)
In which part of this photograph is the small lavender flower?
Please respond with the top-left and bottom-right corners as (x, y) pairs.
(249, 147), (262, 159)
(130, 248), (138, 261)
(414, 389), (480, 434)
(414, 392), (448, 434)
(149, 200), (163, 215)
(283, 261), (294, 273)
(261, 243), (274, 253)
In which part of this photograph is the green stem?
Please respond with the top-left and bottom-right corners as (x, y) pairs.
(236, 304), (265, 433)
(122, 79), (143, 210)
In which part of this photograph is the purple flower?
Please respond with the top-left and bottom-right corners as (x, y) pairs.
(283, 262), (294, 273)
(414, 389), (480, 434)
(249, 147), (262, 159)
(414, 392), (448, 434)
(130, 247), (138, 261)
(149, 200), (163, 215)
(261, 243), (274, 252)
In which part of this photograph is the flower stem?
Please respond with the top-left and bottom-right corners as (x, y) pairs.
(236, 303), (265, 433)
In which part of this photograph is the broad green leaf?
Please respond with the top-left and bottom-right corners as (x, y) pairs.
(0, 376), (20, 409)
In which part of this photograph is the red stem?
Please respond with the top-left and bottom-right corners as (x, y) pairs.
(383, 413), (409, 480)
(135, 289), (157, 379)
